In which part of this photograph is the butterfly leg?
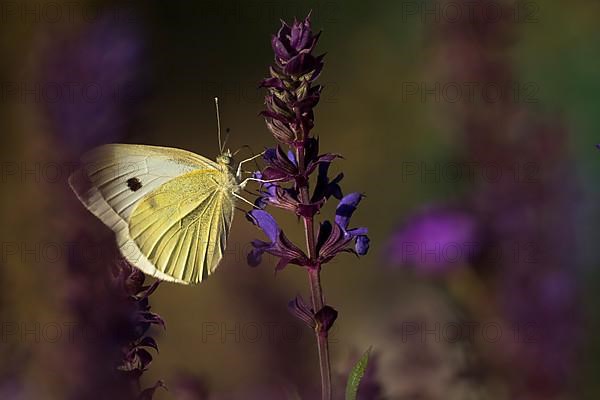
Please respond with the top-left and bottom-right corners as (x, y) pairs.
(239, 177), (284, 189)
(235, 151), (265, 180)
(232, 192), (259, 209)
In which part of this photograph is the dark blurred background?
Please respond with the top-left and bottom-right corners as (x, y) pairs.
(0, 0), (599, 399)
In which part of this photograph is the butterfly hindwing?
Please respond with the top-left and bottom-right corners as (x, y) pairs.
(124, 169), (235, 284)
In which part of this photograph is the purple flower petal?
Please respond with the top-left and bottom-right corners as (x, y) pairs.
(272, 34), (291, 61)
(247, 240), (270, 267)
(312, 163), (343, 202)
(260, 145), (299, 181)
(246, 210), (309, 268)
(315, 197), (371, 263)
(260, 77), (285, 90)
(348, 227), (369, 237)
(247, 210), (280, 243)
(335, 193), (364, 229)
(287, 150), (297, 166)
(275, 257), (291, 272)
(290, 18), (313, 50)
(355, 235), (370, 256)
(316, 221), (354, 264)
(316, 220), (333, 254)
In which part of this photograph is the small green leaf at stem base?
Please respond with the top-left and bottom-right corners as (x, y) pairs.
(344, 346), (372, 400)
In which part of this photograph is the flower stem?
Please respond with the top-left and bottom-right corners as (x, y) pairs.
(308, 266), (331, 400)
(297, 147), (332, 400)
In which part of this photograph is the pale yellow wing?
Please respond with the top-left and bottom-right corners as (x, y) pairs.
(80, 144), (219, 221)
(69, 144), (225, 284)
(121, 169), (235, 284)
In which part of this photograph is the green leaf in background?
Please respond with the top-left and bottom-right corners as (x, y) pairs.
(345, 346), (372, 400)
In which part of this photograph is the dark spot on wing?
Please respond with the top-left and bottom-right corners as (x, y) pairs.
(127, 177), (142, 192)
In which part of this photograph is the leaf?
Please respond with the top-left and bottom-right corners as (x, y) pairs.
(345, 346), (372, 400)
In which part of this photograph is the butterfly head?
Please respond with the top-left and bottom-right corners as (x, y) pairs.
(216, 148), (233, 166)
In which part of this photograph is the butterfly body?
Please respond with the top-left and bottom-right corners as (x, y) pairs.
(70, 144), (245, 285)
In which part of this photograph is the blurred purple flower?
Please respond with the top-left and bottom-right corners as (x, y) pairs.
(40, 13), (147, 152)
(65, 234), (165, 400)
(170, 373), (209, 400)
(138, 381), (167, 400)
(112, 261), (165, 387)
(387, 206), (480, 274)
(398, 2), (584, 396)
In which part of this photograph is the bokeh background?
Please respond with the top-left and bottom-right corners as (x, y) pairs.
(1, 0), (599, 399)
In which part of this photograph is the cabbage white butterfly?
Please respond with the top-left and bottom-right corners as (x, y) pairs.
(69, 98), (263, 284)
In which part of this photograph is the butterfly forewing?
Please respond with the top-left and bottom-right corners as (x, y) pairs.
(82, 144), (219, 220)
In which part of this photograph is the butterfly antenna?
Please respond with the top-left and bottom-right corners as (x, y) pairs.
(214, 97), (223, 154)
(234, 145), (262, 169)
(222, 129), (230, 152)
(232, 144), (250, 157)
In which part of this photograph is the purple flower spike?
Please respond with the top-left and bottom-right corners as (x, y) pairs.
(251, 17), (370, 398)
